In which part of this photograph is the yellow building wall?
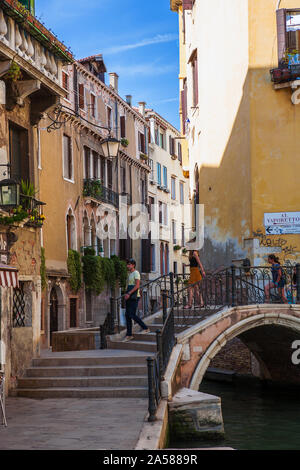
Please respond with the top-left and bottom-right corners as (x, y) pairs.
(39, 121), (82, 272)
(249, 0), (300, 264)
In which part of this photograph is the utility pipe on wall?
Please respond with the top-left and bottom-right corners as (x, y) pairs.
(276, 0), (281, 10)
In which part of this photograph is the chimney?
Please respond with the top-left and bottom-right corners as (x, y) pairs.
(109, 73), (119, 93)
(126, 95), (132, 106)
(138, 101), (146, 117)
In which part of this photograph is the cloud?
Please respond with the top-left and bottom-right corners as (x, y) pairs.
(154, 97), (178, 104)
(104, 33), (178, 55)
(111, 62), (177, 77)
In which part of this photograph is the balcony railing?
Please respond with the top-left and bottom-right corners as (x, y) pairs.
(83, 179), (119, 209)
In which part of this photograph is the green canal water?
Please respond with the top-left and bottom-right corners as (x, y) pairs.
(172, 378), (300, 450)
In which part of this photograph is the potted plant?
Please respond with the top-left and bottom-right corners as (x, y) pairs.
(121, 138), (129, 148)
(140, 152), (148, 161)
(174, 245), (181, 251)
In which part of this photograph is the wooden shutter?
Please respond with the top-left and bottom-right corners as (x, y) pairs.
(277, 9), (287, 65)
(181, 80), (187, 134)
(79, 84), (85, 109)
(120, 116), (126, 138)
(142, 237), (151, 273)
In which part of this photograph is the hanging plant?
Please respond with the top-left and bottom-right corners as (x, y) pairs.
(67, 249), (82, 293)
(82, 247), (104, 295)
(121, 138), (129, 148)
(40, 247), (47, 291)
(4, 61), (22, 82)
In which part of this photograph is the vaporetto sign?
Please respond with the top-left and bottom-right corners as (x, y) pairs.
(264, 212), (300, 235)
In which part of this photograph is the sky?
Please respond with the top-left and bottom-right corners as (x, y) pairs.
(35, 0), (180, 129)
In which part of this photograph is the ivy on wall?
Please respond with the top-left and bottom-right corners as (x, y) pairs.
(40, 247), (47, 291)
(67, 249), (82, 293)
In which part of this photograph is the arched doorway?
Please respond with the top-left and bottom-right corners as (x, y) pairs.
(49, 287), (58, 346)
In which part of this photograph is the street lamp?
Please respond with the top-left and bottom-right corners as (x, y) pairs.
(0, 179), (20, 208)
(101, 136), (120, 159)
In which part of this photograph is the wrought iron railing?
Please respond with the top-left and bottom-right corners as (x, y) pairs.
(83, 179), (119, 209)
(147, 292), (176, 422)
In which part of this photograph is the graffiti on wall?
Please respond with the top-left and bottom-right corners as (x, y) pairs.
(253, 229), (298, 260)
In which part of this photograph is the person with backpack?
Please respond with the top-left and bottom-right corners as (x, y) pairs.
(123, 259), (150, 342)
(264, 254), (288, 303)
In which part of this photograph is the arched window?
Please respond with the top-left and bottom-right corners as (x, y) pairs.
(66, 208), (76, 251)
(90, 214), (97, 251)
(83, 211), (91, 247)
(160, 243), (165, 276)
(193, 164), (200, 230)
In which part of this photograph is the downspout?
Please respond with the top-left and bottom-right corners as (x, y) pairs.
(276, 0), (281, 10)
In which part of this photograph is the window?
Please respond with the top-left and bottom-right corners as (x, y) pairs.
(66, 209), (76, 251)
(149, 158), (154, 181)
(84, 146), (90, 179)
(182, 224), (185, 247)
(62, 71), (69, 100)
(101, 157), (106, 185)
(171, 177), (176, 200)
(155, 128), (159, 145)
(277, 10), (300, 65)
(178, 142), (182, 163)
(138, 132), (145, 153)
(63, 134), (73, 180)
(120, 115), (126, 138)
(159, 201), (167, 225)
(107, 106), (112, 129)
(180, 182), (184, 204)
(151, 244), (156, 272)
(173, 261), (178, 275)
(191, 50), (199, 107)
(141, 179), (146, 204)
(90, 93), (96, 118)
(149, 196), (155, 221)
(181, 78), (188, 134)
(163, 166), (168, 188)
(9, 122), (29, 183)
(79, 83), (85, 110)
(169, 136), (176, 156)
(172, 220), (176, 244)
(157, 163), (162, 186)
(93, 151), (99, 179)
(159, 132), (165, 149)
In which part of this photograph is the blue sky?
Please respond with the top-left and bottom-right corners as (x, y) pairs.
(36, 0), (180, 129)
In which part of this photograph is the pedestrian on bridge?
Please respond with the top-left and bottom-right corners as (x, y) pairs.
(264, 254), (288, 304)
(184, 248), (206, 309)
(123, 259), (150, 342)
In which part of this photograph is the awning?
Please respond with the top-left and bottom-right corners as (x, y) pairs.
(0, 265), (19, 288)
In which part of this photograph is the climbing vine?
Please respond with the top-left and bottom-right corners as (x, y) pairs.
(40, 247), (47, 291)
(67, 249), (82, 293)
(82, 247), (104, 295)
(111, 255), (127, 291)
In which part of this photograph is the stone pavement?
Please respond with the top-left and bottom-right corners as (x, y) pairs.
(0, 396), (148, 450)
(0, 349), (150, 450)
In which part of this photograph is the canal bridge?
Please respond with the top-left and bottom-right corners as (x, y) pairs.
(175, 303), (300, 390)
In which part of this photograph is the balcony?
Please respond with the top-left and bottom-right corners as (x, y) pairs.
(83, 179), (119, 209)
(0, 193), (45, 228)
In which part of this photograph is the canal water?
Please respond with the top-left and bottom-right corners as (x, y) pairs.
(172, 378), (300, 450)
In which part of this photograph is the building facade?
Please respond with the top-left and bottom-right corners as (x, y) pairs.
(39, 55), (151, 348)
(0, 0), (72, 392)
(143, 107), (190, 278)
(171, 0), (300, 270)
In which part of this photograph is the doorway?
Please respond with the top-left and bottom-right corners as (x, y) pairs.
(49, 288), (58, 346)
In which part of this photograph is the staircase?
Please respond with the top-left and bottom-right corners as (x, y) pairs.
(16, 352), (151, 399)
(16, 304), (215, 399)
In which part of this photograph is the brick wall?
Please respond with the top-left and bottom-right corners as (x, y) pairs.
(209, 337), (252, 374)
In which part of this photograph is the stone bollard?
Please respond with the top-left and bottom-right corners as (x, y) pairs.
(168, 388), (225, 441)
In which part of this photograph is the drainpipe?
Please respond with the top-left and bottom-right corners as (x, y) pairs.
(276, 0), (281, 10)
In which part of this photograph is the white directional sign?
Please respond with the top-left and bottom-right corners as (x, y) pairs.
(264, 212), (300, 235)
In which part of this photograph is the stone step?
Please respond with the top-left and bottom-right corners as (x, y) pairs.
(17, 386), (148, 399)
(18, 375), (148, 389)
(108, 340), (157, 353)
(25, 364), (148, 378)
(133, 332), (156, 342)
(32, 355), (149, 368)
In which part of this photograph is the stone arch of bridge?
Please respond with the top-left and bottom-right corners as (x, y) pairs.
(186, 307), (300, 390)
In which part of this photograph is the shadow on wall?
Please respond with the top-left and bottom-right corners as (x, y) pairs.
(196, 67), (300, 270)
